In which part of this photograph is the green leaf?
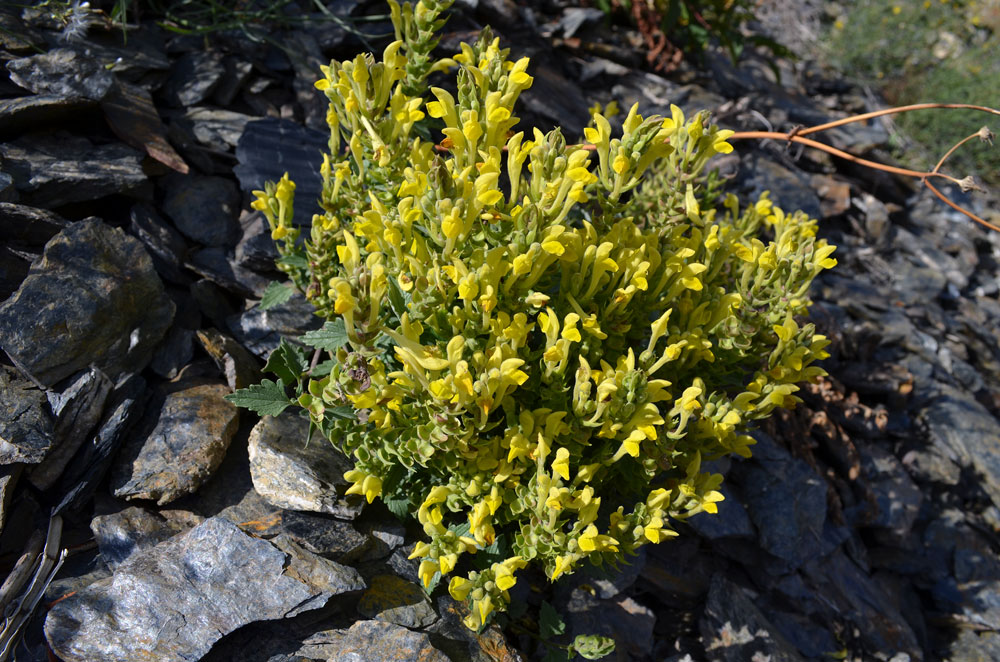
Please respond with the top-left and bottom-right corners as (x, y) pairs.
(325, 405), (356, 421)
(263, 338), (308, 386)
(259, 281), (295, 310)
(383, 494), (411, 520)
(224, 380), (293, 416)
(539, 601), (566, 639)
(571, 634), (616, 660)
(301, 320), (349, 351)
(277, 253), (309, 270)
(311, 359), (337, 377)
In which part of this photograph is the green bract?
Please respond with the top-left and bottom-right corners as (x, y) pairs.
(246, 0), (836, 631)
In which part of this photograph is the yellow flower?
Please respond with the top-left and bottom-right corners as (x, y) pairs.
(552, 447), (570, 480)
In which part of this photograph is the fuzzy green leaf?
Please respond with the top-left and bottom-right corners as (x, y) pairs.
(539, 601), (566, 639)
(300, 320), (349, 351)
(263, 338), (308, 386)
(259, 281), (295, 310)
(571, 634), (616, 660)
(224, 380), (292, 416)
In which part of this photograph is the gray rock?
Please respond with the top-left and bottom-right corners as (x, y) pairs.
(44, 516), (365, 662)
(357, 575), (438, 628)
(0, 219), (174, 387)
(234, 118), (329, 227)
(0, 244), (30, 302)
(563, 589), (656, 660)
(235, 210), (280, 273)
(921, 385), (1000, 508)
(186, 440), (374, 563)
(248, 414), (361, 517)
(0, 135), (148, 208)
(326, 619), (449, 662)
(129, 203), (190, 285)
(187, 246), (271, 297)
(191, 278), (239, 329)
(162, 51), (226, 107)
(227, 293), (323, 359)
(6, 48), (114, 100)
(149, 326), (195, 379)
(187, 107), (254, 151)
(0, 172), (15, 202)
(162, 174), (240, 247)
(212, 56), (254, 106)
(91, 505), (201, 570)
(700, 574), (805, 662)
(426, 594), (524, 662)
(640, 536), (714, 604)
(686, 484), (755, 540)
(519, 61), (590, 139)
(112, 382), (238, 505)
(738, 153), (822, 221)
(731, 433), (830, 570)
(195, 328), (262, 391)
(802, 549), (920, 658)
(0, 202), (68, 246)
(950, 628), (1000, 661)
(52, 374), (147, 515)
(853, 444), (922, 539)
(29, 366), (112, 491)
(0, 366), (53, 465)
(0, 464), (21, 531)
(0, 94), (98, 134)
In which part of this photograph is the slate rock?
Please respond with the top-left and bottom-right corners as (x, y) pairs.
(162, 174), (240, 247)
(0, 464), (22, 531)
(519, 61), (590, 138)
(0, 172), (15, 202)
(52, 374), (147, 515)
(185, 440), (374, 563)
(162, 51), (226, 107)
(802, 549), (920, 658)
(427, 595), (525, 662)
(685, 484), (755, 541)
(112, 382), (238, 505)
(700, 574), (805, 662)
(248, 413), (361, 517)
(0, 244), (30, 304)
(950, 629), (1000, 661)
(0, 94), (98, 135)
(187, 107), (254, 151)
(328, 619), (449, 662)
(29, 366), (112, 491)
(195, 328), (262, 391)
(0, 365), (53, 465)
(191, 278), (239, 330)
(563, 589), (656, 660)
(234, 118), (328, 227)
(91, 504), (201, 570)
(730, 433), (829, 570)
(0, 219), (174, 387)
(358, 575), (438, 629)
(187, 246), (271, 297)
(0, 202), (68, 246)
(149, 325), (195, 379)
(44, 516), (365, 662)
(227, 293), (323, 359)
(738, 153), (822, 221)
(920, 385), (1000, 509)
(853, 444), (922, 538)
(235, 210), (280, 273)
(0, 135), (148, 208)
(212, 56), (254, 106)
(129, 202), (190, 284)
(6, 48), (114, 100)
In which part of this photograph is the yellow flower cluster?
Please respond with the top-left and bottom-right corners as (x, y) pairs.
(252, 0), (836, 630)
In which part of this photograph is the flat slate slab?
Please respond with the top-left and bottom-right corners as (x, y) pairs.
(45, 516), (365, 662)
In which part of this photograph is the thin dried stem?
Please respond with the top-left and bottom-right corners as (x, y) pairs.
(794, 103), (1000, 137)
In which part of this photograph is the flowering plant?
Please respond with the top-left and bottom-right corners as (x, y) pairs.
(234, 0), (836, 631)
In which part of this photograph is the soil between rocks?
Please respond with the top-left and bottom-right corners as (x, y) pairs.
(1, 2), (1000, 661)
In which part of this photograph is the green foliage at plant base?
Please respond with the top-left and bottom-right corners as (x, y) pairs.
(238, 0), (835, 632)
